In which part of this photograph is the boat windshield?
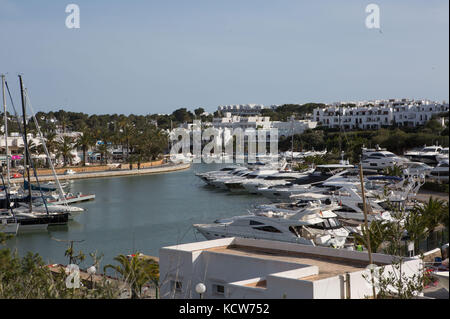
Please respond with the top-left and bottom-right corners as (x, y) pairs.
(423, 147), (439, 152)
(308, 218), (342, 230)
(289, 225), (303, 237)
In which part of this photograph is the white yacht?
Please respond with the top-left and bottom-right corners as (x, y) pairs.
(361, 148), (409, 170)
(429, 160), (449, 182)
(258, 164), (354, 202)
(282, 150), (327, 160)
(436, 147), (449, 163)
(224, 168), (280, 193)
(208, 169), (252, 190)
(17, 202), (84, 214)
(242, 170), (314, 195)
(404, 145), (444, 164)
(196, 166), (246, 186)
(194, 203), (350, 248)
(402, 162), (433, 177)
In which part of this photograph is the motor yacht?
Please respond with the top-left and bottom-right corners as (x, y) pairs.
(258, 164), (354, 202)
(224, 168), (280, 193)
(361, 148), (409, 170)
(242, 170), (314, 195)
(436, 147), (449, 163)
(193, 203), (350, 248)
(429, 160), (449, 182)
(404, 145), (444, 164)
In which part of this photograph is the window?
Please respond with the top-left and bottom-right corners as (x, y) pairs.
(253, 226), (282, 233)
(171, 280), (182, 292)
(289, 225), (302, 237)
(214, 284), (225, 295)
(249, 220), (264, 226)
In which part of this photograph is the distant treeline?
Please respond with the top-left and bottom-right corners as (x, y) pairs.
(280, 119), (449, 162)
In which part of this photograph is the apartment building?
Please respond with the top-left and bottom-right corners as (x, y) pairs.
(217, 104), (278, 116)
(314, 99), (449, 130)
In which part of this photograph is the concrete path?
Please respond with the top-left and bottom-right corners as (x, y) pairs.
(10, 163), (191, 182)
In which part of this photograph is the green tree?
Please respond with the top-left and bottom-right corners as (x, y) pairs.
(104, 254), (156, 299)
(76, 130), (95, 166)
(56, 136), (75, 167)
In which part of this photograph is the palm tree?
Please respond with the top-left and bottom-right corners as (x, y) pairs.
(44, 131), (58, 168)
(415, 197), (446, 233)
(118, 118), (134, 164)
(404, 210), (428, 255)
(440, 202), (449, 230)
(95, 143), (109, 165)
(354, 220), (388, 254)
(75, 131), (95, 166)
(384, 164), (403, 177)
(57, 136), (75, 167)
(103, 254), (157, 299)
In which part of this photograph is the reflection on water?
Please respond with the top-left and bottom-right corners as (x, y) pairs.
(6, 163), (269, 267)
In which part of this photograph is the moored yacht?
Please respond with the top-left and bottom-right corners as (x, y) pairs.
(242, 170), (314, 195)
(404, 145), (444, 164)
(194, 203), (350, 248)
(258, 164), (354, 202)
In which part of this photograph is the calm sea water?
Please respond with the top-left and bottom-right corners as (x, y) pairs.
(5, 163), (270, 267)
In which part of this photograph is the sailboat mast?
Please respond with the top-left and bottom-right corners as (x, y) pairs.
(290, 115), (294, 163)
(18, 75), (32, 212)
(1, 74), (10, 186)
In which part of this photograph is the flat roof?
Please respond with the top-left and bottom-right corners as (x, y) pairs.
(206, 244), (375, 281)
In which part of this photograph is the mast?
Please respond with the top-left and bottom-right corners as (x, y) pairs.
(19, 75), (32, 213)
(359, 161), (376, 298)
(1, 74), (10, 186)
(290, 115), (294, 163)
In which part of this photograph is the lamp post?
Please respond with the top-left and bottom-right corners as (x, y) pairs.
(87, 265), (96, 289)
(195, 283), (206, 299)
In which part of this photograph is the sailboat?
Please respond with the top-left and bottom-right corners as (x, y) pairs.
(2, 75), (71, 230)
(0, 74), (19, 235)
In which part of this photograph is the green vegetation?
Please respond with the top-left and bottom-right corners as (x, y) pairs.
(0, 239), (159, 299)
(280, 126), (448, 164)
(261, 103), (326, 121)
(0, 248), (120, 298)
(356, 198), (448, 299)
(104, 254), (159, 299)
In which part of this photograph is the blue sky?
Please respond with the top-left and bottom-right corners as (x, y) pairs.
(0, 0), (448, 115)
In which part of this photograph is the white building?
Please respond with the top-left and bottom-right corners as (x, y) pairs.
(212, 113), (272, 130)
(217, 104), (277, 116)
(314, 99), (449, 130)
(159, 237), (422, 299)
(272, 120), (317, 138)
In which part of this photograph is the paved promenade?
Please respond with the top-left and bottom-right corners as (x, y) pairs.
(10, 162), (191, 182)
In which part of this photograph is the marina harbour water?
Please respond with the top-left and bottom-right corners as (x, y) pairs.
(5, 163), (271, 266)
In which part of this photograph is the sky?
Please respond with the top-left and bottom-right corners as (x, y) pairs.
(0, 0), (448, 115)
